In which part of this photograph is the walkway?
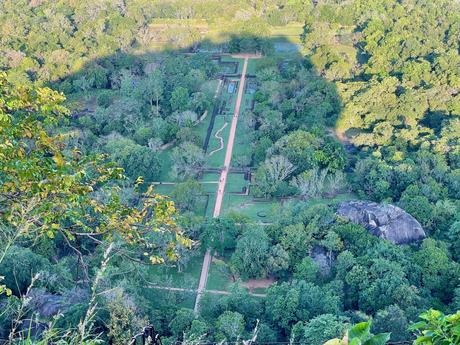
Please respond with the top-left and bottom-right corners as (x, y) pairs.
(194, 57), (250, 314)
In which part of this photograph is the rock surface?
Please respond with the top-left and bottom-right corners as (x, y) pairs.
(311, 245), (331, 276)
(337, 200), (426, 244)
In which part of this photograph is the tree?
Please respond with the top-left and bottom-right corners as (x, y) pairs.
(265, 281), (342, 334)
(412, 239), (459, 301)
(171, 110), (198, 127)
(216, 311), (244, 341)
(104, 135), (162, 182)
(273, 130), (345, 172)
(373, 305), (409, 342)
(169, 308), (195, 338)
(267, 244), (290, 277)
(264, 155), (296, 182)
(190, 92), (210, 114)
(141, 70), (164, 116)
(280, 224), (313, 266)
(298, 314), (349, 345)
(350, 258), (419, 314)
(409, 309), (460, 345)
(0, 73), (188, 270)
(325, 171), (348, 197)
(221, 284), (264, 326)
(291, 168), (328, 199)
(231, 227), (270, 279)
(171, 142), (205, 179)
(200, 217), (241, 255)
(0, 245), (50, 295)
(294, 257), (318, 283)
(107, 289), (147, 345)
(320, 231), (343, 265)
(448, 221), (460, 261)
(324, 321), (390, 345)
(172, 179), (204, 212)
(399, 194), (434, 229)
(253, 155), (296, 197)
(171, 86), (190, 112)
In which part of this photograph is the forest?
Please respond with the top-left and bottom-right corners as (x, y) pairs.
(0, 0), (459, 344)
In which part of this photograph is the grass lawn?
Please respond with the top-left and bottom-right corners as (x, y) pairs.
(245, 59), (258, 75)
(221, 193), (280, 222)
(156, 149), (176, 182)
(193, 111), (214, 144)
(200, 171), (221, 181)
(201, 182), (218, 194)
(206, 115), (232, 168)
(178, 292), (198, 309)
(206, 193), (217, 217)
(231, 116), (254, 165)
(207, 257), (233, 291)
(270, 23), (304, 45)
(146, 254), (204, 290)
(225, 173), (249, 193)
(270, 23), (304, 36)
(221, 56), (244, 74)
(153, 183), (175, 196)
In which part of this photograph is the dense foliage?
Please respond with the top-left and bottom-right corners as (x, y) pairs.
(0, 0), (459, 344)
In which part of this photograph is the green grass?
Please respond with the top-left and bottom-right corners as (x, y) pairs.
(221, 56), (244, 74)
(156, 149), (175, 182)
(153, 183), (175, 195)
(269, 23), (304, 45)
(192, 111), (214, 143)
(270, 23), (304, 36)
(206, 115), (232, 167)
(178, 292), (198, 309)
(207, 257), (233, 291)
(221, 193), (280, 222)
(225, 173), (249, 193)
(201, 172), (221, 181)
(201, 183), (218, 194)
(146, 254), (204, 290)
(245, 59), (258, 75)
(206, 193), (217, 217)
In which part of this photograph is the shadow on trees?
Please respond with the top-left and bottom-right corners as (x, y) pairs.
(49, 34), (342, 186)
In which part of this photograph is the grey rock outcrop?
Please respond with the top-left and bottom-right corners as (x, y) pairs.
(336, 200), (426, 244)
(311, 245), (332, 276)
(28, 289), (64, 317)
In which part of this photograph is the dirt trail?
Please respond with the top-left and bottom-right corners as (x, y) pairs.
(194, 57), (249, 314)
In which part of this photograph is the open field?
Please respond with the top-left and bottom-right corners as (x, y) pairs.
(146, 254), (204, 290)
(224, 173), (249, 193)
(221, 194), (279, 222)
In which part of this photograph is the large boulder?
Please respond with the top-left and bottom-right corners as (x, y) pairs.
(336, 200), (426, 244)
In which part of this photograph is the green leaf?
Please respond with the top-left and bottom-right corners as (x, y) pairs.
(349, 322), (371, 340)
(363, 333), (391, 345)
(349, 338), (362, 345)
(414, 336), (433, 344)
(409, 321), (428, 331)
(451, 325), (460, 336)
